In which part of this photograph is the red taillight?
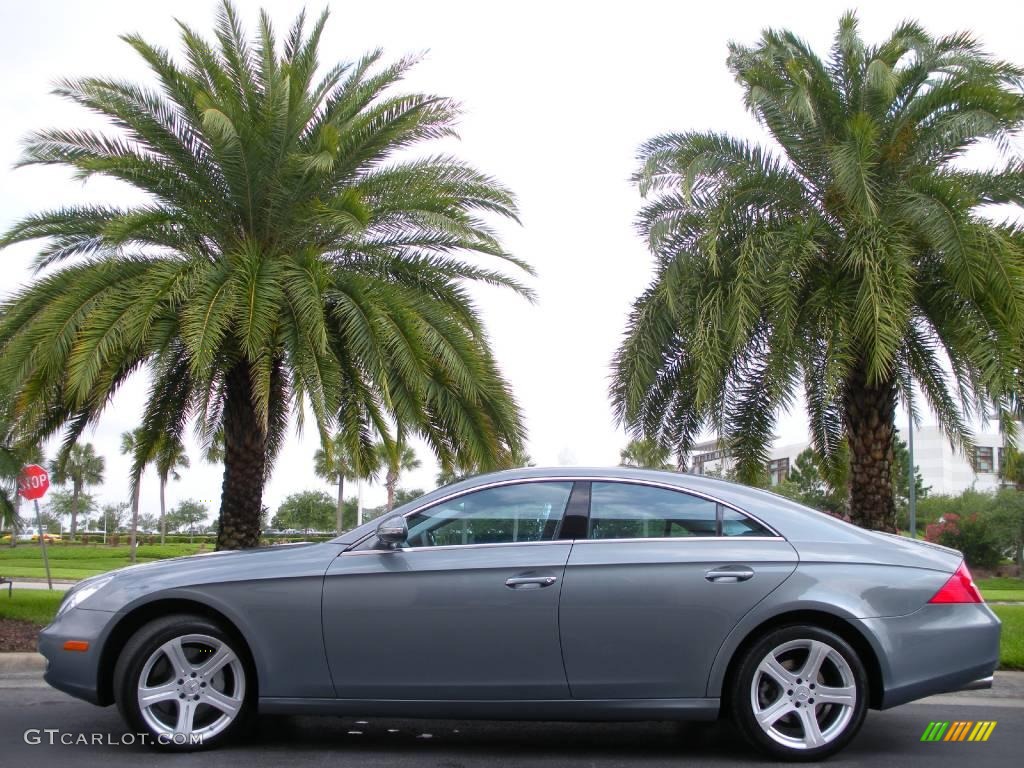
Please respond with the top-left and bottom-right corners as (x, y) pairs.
(929, 562), (984, 604)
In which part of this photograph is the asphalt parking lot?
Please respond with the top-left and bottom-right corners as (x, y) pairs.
(0, 670), (1020, 767)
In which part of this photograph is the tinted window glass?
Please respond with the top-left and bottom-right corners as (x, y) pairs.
(588, 482), (717, 539)
(405, 482), (573, 547)
(720, 507), (772, 537)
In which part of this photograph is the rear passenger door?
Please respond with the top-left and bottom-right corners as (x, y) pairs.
(558, 481), (798, 699)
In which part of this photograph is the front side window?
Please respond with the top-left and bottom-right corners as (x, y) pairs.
(404, 482), (573, 547)
(587, 482), (718, 539)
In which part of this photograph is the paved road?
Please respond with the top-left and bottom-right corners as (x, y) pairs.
(0, 673), (1020, 768)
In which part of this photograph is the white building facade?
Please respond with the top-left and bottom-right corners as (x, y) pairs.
(689, 425), (1014, 495)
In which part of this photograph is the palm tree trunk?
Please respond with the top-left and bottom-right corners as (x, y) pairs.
(129, 480), (140, 564)
(10, 494), (20, 547)
(159, 475), (167, 545)
(216, 363), (267, 550)
(386, 470), (397, 511)
(70, 480), (81, 541)
(844, 366), (898, 532)
(342, 475), (350, 536)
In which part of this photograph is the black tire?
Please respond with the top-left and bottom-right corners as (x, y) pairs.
(730, 624), (868, 761)
(113, 613), (254, 751)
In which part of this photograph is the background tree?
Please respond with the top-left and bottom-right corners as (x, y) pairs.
(154, 435), (189, 544)
(613, 14), (1024, 531)
(0, 1), (530, 551)
(0, 443), (22, 544)
(97, 502), (129, 534)
(892, 436), (929, 530)
(138, 512), (160, 534)
(392, 488), (426, 509)
(166, 499), (209, 538)
(989, 487), (1024, 569)
(314, 433), (377, 533)
(273, 490), (335, 534)
(0, 431), (45, 547)
(46, 489), (98, 535)
(376, 437), (421, 512)
(49, 443), (104, 540)
(120, 428), (150, 560)
(775, 447), (848, 514)
(434, 446), (532, 488)
(619, 438), (674, 471)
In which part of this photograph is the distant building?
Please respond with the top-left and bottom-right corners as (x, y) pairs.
(687, 424), (1016, 494)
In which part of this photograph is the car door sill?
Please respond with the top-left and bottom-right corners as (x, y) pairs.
(258, 696), (720, 721)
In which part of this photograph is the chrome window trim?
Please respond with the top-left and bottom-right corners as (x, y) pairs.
(344, 475), (783, 552)
(342, 539), (571, 556)
(571, 536), (784, 545)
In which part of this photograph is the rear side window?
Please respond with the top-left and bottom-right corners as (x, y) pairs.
(586, 482), (773, 539)
(720, 507), (773, 537)
(588, 482), (717, 539)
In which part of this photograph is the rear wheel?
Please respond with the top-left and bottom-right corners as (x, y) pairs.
(730, 625), (868, 761)
(113, 614), (253, 750)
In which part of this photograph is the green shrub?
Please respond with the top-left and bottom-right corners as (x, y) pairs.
(925, 512), (1003, 569)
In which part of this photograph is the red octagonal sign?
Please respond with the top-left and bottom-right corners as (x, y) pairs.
(17, 464), (50, 500)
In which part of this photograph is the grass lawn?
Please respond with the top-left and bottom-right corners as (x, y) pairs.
(0, 590), (64, 626)
(991, 605), (1024, 670)
(0, 543), (207, 580)
(976, 577), (1024, 603)
(977, 577), (1024, 590)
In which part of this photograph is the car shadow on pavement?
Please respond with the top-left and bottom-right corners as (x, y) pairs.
(249, 714), (755, 760)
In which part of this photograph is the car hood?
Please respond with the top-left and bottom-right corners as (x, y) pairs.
(84, 541), (345, 611)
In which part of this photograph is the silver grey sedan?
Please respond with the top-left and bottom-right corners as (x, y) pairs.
(39, 467), (999, 760)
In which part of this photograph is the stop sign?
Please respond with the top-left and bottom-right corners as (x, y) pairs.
(17, 464), (50, 500)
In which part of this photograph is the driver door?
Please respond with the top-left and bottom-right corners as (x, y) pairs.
(322, 480), (575, 700)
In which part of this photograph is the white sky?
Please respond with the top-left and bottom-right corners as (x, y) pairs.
(2, 0), (1022, 521)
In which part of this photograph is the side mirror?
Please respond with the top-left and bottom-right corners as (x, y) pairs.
(376, 515), (408, 549)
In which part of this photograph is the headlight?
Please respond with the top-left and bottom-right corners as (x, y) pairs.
(56, 576), (113, 618)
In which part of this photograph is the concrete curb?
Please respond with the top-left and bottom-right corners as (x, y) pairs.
(0, 653), (45, 673)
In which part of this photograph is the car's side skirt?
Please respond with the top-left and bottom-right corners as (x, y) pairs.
(258, 697), (720, 721)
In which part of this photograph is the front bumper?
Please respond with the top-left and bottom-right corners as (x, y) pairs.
(37, 607), (116, 706)
(856, 603), (1001, 709)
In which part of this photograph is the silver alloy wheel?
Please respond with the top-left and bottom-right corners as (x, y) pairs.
(136, 633), (245, 740)
(750, 638), (857, 751)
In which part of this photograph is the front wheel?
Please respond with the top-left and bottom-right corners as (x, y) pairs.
(113, 614), (253, 750)
(730, 625), (868, 761)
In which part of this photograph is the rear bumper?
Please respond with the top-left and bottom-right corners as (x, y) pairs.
(856, 603), (1000, 709)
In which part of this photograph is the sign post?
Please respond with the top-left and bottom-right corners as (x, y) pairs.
(17, 464), (53, 590)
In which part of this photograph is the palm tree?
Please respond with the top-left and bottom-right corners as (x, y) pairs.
(0, 425), (44, 548)
(120, 428), (148, 560)
(49, 443), (105, 540)
(618, 438), (673, 471)
(612, 14), (1024, 531)
(314, 433), (378, 532)
(0, 2), (529, 549)
(155, 435), (190, 544)
(376, 438), (421, 512)
(0, 443), (22, 546)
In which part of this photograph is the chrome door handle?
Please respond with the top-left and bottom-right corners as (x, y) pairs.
(705, 567), (754, 583)
(505, 576), (558, 589)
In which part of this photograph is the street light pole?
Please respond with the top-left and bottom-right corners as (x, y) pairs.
(907, 386), (917, 539)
